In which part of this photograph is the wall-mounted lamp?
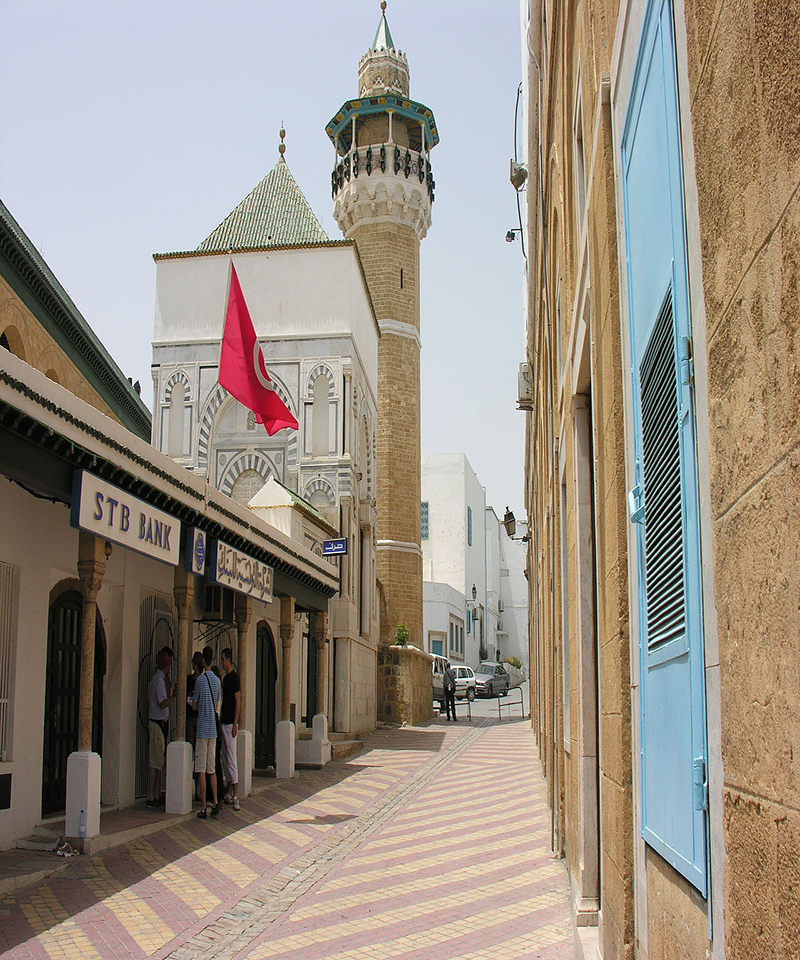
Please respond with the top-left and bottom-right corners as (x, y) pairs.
(510, 160), (528, 190)
(471, 584), (477, 601)
(505, 228), (522, 243)
(503, 508), (529, 542)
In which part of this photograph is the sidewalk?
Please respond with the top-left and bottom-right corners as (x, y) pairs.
(0, 717), (575, 960)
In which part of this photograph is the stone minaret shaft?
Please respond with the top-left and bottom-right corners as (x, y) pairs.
(327, 3), (438, 647)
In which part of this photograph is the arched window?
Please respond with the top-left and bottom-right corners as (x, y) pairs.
(309, 489), (332, 511)
(312, 375), (329, 457)
(230, 469), (266, 506)
(0, 326), (26, 362)
(168, 381), (185, 457)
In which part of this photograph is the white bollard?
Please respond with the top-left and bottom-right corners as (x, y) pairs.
(66, 751), (101, 846)
(165, 740), (194, 814)
(275, 720), (295, 779)
(236, 728), (253, 797)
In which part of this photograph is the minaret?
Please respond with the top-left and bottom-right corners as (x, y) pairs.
(326, 1), (438, 648)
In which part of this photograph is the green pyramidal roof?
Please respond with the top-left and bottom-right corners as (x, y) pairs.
(372, 12), (394, 50)
(198, 157), (327, 252)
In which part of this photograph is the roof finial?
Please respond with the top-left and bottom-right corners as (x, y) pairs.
(278, 123), (286, 158)
(380, 1), (386, 10)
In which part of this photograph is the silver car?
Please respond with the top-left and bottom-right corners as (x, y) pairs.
(474, 662), (510, 698)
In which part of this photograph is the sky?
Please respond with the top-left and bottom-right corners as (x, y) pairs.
(0, 0), (528, 520)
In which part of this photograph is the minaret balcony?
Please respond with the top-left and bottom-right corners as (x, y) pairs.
(331, 143), (435, 205)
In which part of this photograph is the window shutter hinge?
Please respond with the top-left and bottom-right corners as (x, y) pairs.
(693, 756), (708, 811)
(628, 458), (645, 524)
(679, 336), (694, 386)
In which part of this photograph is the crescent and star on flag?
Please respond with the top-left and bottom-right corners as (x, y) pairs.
(218, 261), (299, 436)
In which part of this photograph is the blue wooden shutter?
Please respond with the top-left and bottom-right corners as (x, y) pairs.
(621, 0), (708, 894)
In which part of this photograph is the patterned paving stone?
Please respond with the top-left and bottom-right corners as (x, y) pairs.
(0, 718), (574, 960)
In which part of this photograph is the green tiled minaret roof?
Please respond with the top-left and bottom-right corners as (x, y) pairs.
(198, 139), (327, 252)
(372, 2), (394, 50)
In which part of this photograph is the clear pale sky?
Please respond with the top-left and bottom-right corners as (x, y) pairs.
(0, 0), (527, 520)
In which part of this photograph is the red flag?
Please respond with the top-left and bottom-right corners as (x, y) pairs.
(218, 264), (298, 436)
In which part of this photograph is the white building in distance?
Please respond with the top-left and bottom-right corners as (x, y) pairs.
(421, 453), (528, 670)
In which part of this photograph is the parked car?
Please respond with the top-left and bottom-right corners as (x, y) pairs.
(474, 661), (510, 698)
(431, 657), (476, 707)
(453, 665), (476, 701)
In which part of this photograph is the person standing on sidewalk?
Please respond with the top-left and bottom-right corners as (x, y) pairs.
(220, 647), (241, 810)
(186, 650), (204, 801)
(147, 650), (175, 806)
(443, 661), (457, 722)
(191, 647), (222, 819)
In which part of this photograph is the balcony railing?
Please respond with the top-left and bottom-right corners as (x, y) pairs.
(331, 143), (435, 204)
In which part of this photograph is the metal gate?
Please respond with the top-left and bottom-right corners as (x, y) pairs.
(135, 591), (176, 800)
(42, 591), (105, 815)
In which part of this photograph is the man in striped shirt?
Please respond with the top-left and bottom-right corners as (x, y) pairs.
(191, 647), (222, 818)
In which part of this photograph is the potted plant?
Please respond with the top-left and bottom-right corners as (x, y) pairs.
(393, 623), (409, 646)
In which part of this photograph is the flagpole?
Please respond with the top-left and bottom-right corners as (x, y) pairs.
(218, 248), (235, 381)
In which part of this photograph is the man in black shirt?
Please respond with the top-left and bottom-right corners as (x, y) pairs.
(220, 647), (241, 810)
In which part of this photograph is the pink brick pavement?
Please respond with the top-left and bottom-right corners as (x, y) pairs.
(0, 717), (575, 960)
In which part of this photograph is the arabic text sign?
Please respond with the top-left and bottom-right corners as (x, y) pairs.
(322, 538), (347, 556)
(210, 541), (274, 602)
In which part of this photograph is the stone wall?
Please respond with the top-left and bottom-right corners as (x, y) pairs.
(683, 2), (800, 957)
(377, 644), (432, 726)
(0, 275), (117, 420)
(353, 222), (424, 649)
(524, 1), (799, 959)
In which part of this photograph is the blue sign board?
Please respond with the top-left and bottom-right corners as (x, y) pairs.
(322, 538), (347, 556)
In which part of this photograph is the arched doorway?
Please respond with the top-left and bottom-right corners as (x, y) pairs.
(42, 591), (105, 815)
(254, 621), (277, 769)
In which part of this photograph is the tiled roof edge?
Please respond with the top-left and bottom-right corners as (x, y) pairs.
(153, 239), (353, 260)
(0, 199), (152, 440)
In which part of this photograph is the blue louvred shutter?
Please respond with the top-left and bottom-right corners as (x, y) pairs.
(621, 0), (708, 894)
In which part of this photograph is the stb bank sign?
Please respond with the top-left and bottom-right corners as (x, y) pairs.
(71, 471), (180, 566)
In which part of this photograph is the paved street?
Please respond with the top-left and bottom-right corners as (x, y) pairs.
(0, 707), (573, 960)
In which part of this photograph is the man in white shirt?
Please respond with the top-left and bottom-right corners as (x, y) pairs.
(147, 650), (174, 806)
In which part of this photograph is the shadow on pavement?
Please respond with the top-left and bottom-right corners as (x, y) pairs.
(0, 758), (367, 954)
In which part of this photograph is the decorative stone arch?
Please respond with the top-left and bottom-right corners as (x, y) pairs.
(199, 380), (298, 471)
(164, 369), (192, 403)
(0, 321), (27, 362)
(219, 451), (276, 498)
(306, 364), (336, 399)
(303, 476), (336, 507)
(48, 576), (109, 664)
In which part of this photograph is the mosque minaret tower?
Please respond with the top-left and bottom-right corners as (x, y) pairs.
(327, 1), (438, 648)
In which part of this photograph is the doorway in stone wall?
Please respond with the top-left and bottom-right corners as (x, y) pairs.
(254, 621), (277, 769)
(42, 590), (105, 816)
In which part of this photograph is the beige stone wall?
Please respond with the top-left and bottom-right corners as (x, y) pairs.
(526, 1), (798, 958)
(377, 644), (432, 726)
(0, 275), (117, 420)
(349, 640), (378, 740)
(352, 222), (423, 649)
(683, 3), (800, 958)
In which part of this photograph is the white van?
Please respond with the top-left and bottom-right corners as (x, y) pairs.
(431, 657), (476, 704)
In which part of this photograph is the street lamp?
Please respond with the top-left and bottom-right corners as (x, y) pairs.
(503, 508), (529, 542)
